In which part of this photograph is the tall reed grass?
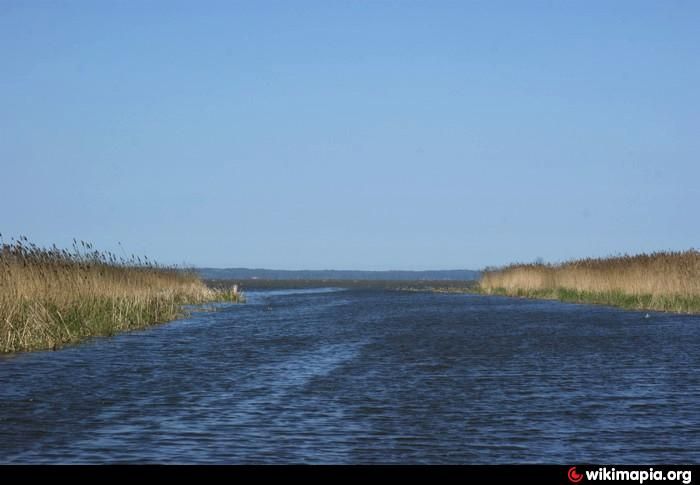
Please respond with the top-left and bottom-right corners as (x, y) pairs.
(0, 236), (238, 352)
(479, 250), (700, 313)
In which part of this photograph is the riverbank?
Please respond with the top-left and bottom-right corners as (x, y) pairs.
(479, 250), (700, 314)
(0, 238), (240, 353)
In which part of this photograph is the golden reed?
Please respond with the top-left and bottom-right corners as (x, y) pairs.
(480, 250), (700, 313)
(0, 237), (233, 352)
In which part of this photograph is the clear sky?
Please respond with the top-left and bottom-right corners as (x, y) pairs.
(1, 1), (698, 270)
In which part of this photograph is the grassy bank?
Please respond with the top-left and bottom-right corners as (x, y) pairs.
(0, 237), (240, 352)
(479, 250), (700, 313)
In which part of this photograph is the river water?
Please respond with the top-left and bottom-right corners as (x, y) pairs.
(1, 288), (699, 463)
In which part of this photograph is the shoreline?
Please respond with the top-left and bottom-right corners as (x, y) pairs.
(2, 287), (242, 354)
(402, 284), (700, 315)
(477, 287), (700, 314)
(0, 239), (243, 353)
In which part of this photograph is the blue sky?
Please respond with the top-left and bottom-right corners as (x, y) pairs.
(2, 1), (698, 270)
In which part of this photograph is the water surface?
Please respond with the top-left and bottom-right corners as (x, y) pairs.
(1, 288), (699, 463)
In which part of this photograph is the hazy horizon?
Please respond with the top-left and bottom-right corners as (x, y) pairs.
(3, 1), (698, 270)
(197, 266), (481, 273)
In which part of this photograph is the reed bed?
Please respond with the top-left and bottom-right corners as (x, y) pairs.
(0, 237), (239, 352)
(479, 250), (700, 313)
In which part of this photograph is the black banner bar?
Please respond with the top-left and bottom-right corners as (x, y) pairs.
(0, 464), (697, 484)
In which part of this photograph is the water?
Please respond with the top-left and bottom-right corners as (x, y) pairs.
(1, 288), (699, 463)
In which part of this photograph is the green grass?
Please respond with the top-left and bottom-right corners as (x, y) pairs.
(477, 286), (700, 314)
(2, 290), (245, 353)
(7, 296), (185, 351)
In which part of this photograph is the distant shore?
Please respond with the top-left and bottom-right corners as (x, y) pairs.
(0, 239), (241, 353)
(205, 278), (478, 292)
(478, 250), (700, 314)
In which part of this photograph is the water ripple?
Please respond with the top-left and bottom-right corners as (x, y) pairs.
(1, 289), (699, 463)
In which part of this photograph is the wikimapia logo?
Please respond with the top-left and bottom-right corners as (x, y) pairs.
(569, 466), (584, 483)
(567, 466), (693, 485)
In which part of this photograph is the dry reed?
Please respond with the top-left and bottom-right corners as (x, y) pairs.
(479, 250), (700, 313)
(0, 236), (237, 352)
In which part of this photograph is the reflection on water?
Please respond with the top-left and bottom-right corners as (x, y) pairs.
(1, 289), (699, 463)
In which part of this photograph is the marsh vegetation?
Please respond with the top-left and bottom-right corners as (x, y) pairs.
(480, 250), (700, 313)
(0, 237), (239, 352)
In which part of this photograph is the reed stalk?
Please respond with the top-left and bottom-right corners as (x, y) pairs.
(0, 236), (238, 352)
(479, 250), (700, 313)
